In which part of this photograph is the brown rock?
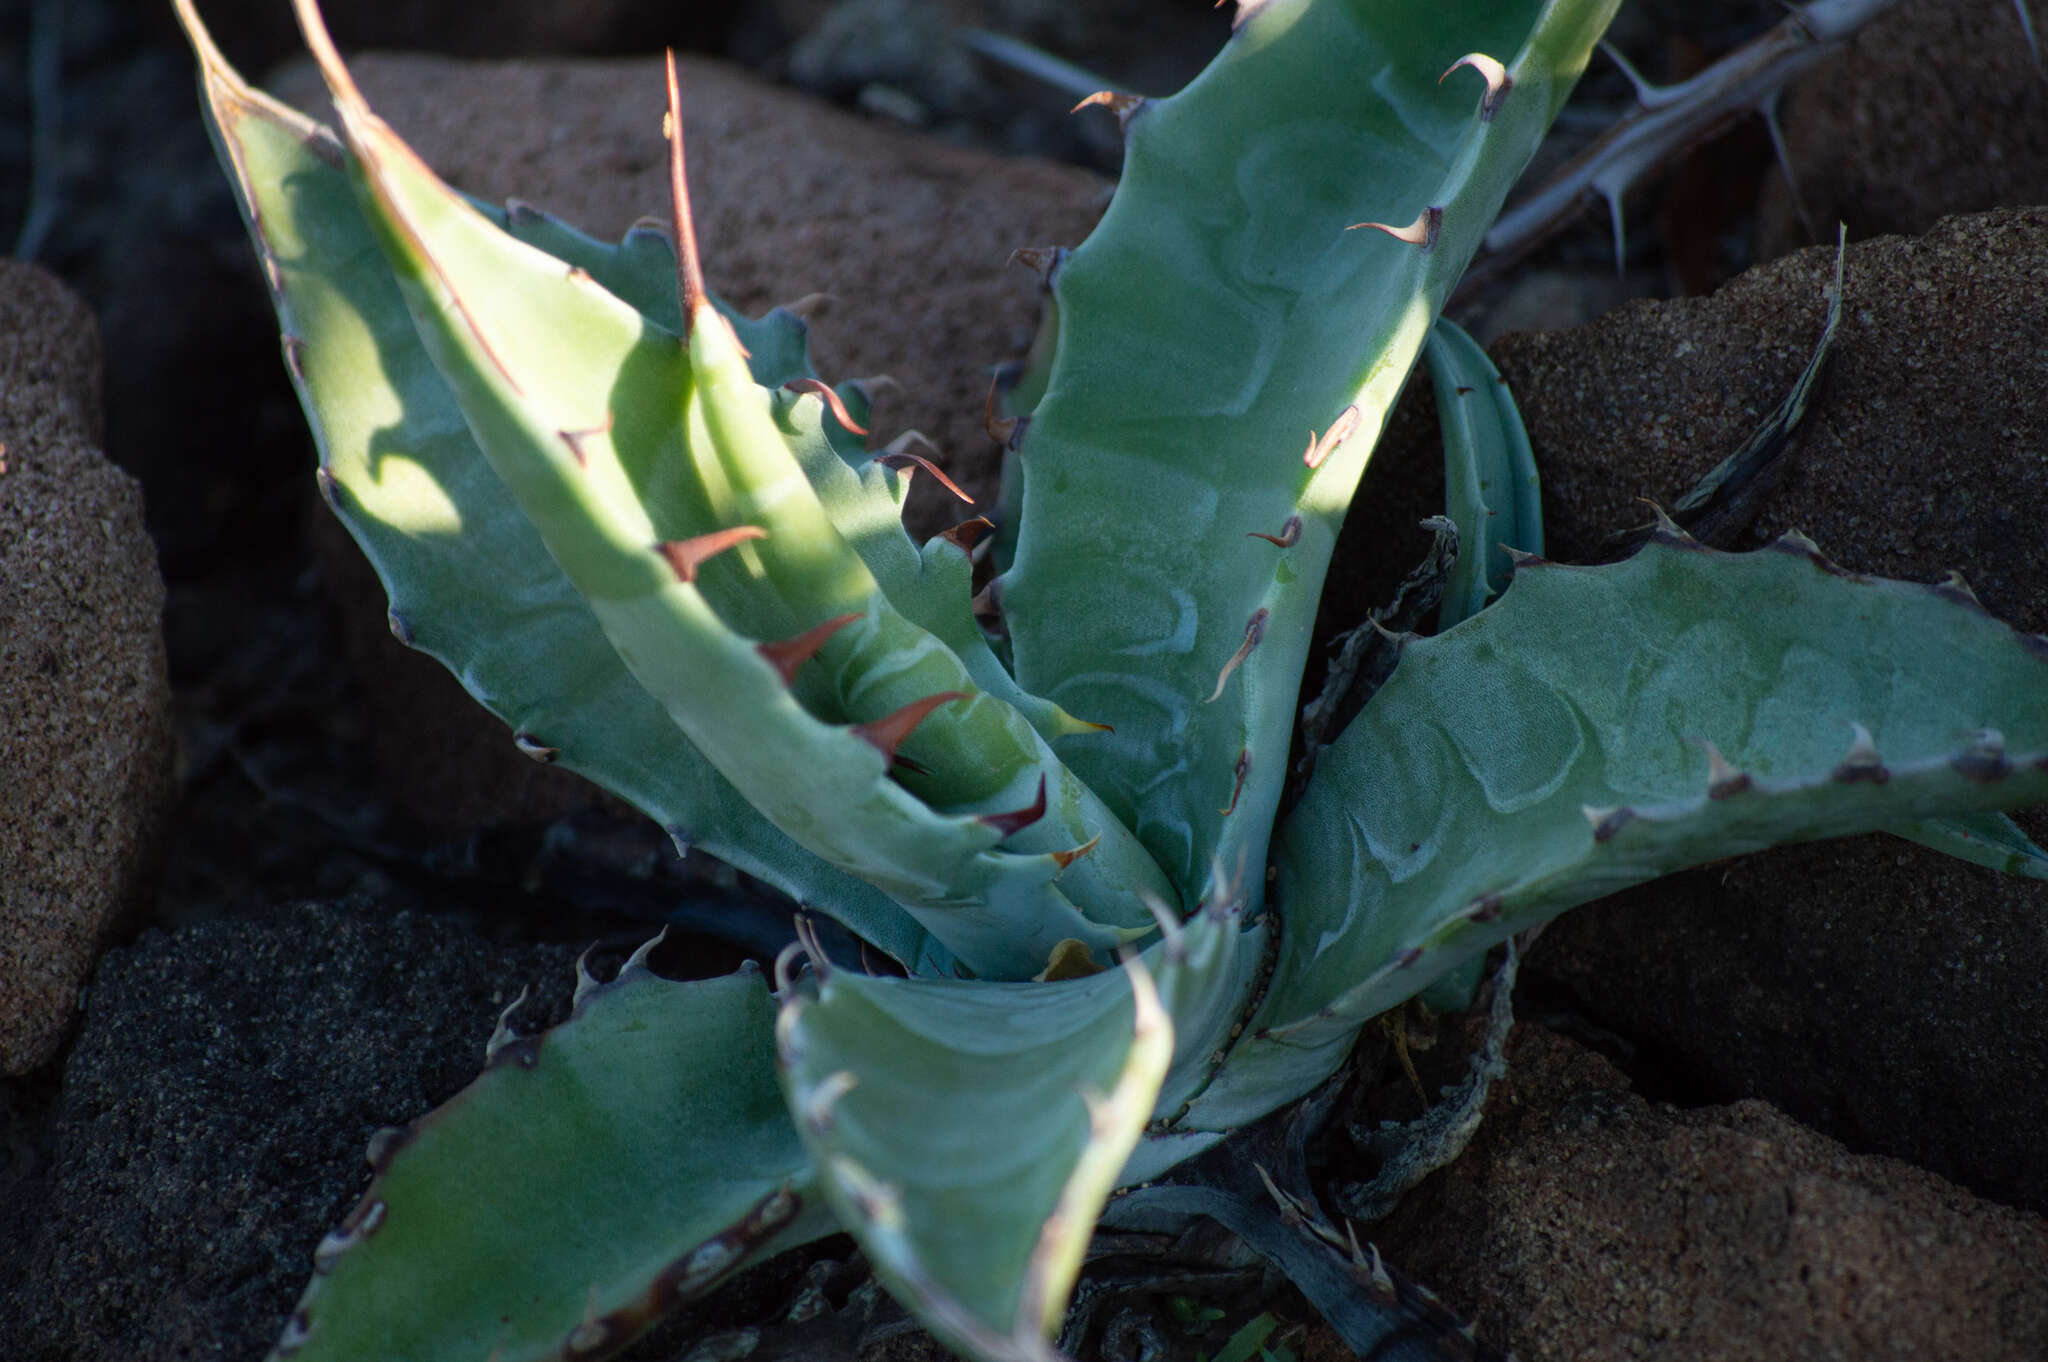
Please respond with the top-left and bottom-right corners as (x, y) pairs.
(1756, 0), (2048, 260)
(0, 262), (175, 1075)
(261, 52), (1106, 831)
(1469, 210), (2048, 1210)
(1374, 1023), (2048, 1362)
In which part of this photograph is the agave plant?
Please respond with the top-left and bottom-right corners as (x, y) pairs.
(175, 0), (2048, 1357)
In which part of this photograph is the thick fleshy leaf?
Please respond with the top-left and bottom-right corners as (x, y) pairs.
(276, 953), (832, 1362)
(278, 5), (1172, 976)
(1183, 531), (2048, 1128)
(1426, 315), (1541, 626)
(1002, 0), (1621, 903)
(774, 903), (1253, 1357)
(178, 0), (954, 972)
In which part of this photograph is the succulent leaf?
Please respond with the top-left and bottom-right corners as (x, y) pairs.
(778, 960), (1166, 1353)
(1186, 532), (2048, 1127)
(1425, 315), (1542, 626)
(1001, 0), (1621, 901)
(278, 955), (830, 1362)
(282, 4), (1172, 978)
(176, 0), (956, 972)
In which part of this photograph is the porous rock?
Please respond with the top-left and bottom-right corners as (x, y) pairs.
(266, 52), (1107, 832)
(0, 261), (174, 1076)
(1486, 210), (2048, 1210)
(1756, 0), (2048, 261)
(0, 899), (585, 1362)
(1373, 1023), (2048, 1362)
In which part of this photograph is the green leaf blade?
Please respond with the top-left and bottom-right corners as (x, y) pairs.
(281, 961), (832, 1362)
(1001, 0), (1620, 902)
(1184, 532), (2048, 1128)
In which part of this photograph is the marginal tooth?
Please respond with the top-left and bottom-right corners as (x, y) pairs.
(874, 434), (974, 505)
(657, 525), (769, 582)
(977, 773), (1049, 837)
(1465, 892), (1503, 923)
(364, 1125), (411, 1174)
(1396, 946), (1424, 968)
(1439, 52), (1512, 120)
(983, 373), (1019, 445)
(1583, 803), (1635, 842)
(1007, 245), (1066, 288)
(1139, 890), (1186, 962)
(1503, 544), (1546, 568)
(1775, 527), (1823, 556)
(625, 213), (671, 242)
(794, 915), (834, 982)
(1206, 608), (1270, 703)
(556, 409), (616, 466)
(386, 607), (414, 645)
(1832, 721), (1888, 784)
(1643, 499), (1687, 541)
(783, 378), (868, 435)
(312, 462), (338, 509)
(483, 985), (531, 1065)
(1247, 514), (1303, 548)
(1229, 0), (1273, 30)
(801, 1070), (859, 1134)
(756, 612), (861, 685)
(275, 1310), (313, 1357)
(1953, 729), (2011, 784)
(572, 946), (603, 1010)
(1069, 89), (1146, 131)
(938, 516), (995, 554)
(772, 940), (807, 996)
(621, 926), (671, 979)
(1304, 405), (1362, 470)
(1219, 749), (1251, 816)
(1698, 739), (1752, 799)
(1346, 205), (1442, 251)
(513, 731), (559, 764)
(1933, 569), (1984, 609)
(1050, 835), (1101, 871)
(853, 691), (969, 763)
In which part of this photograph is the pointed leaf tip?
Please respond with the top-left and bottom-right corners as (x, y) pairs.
(657, 525), (769, 582)
(664, 48), (708, 329)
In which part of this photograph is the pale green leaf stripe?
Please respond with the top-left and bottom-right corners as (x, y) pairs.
(184, 16), (952, 971)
